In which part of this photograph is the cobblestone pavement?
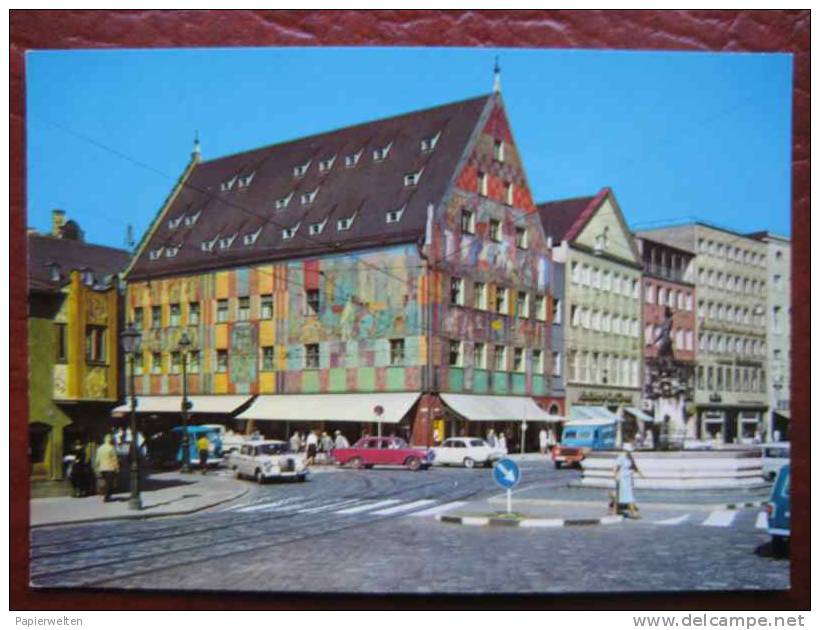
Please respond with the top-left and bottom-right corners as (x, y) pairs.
(30, 462), (788, 594)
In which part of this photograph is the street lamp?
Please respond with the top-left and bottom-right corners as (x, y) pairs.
(178, 331), (192, 473)
(120, 322), (142, 510)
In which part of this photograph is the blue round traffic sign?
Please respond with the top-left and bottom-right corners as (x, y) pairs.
(492, 458), (521, 489)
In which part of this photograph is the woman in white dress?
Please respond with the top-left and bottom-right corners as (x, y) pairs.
(613, 443), (642, 518)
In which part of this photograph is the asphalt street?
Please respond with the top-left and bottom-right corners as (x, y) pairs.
(29, 461), (789, 594)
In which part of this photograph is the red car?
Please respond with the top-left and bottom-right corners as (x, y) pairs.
(334, 437), (434, 471)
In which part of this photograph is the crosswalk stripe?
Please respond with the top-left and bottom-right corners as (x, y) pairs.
(372, 499), (436, 515)
(410, 501), (467, 517)
(234, 498), (295, 513)
(335, 500), (400, 514)
(755, 512), (768, 530)
(702, 510), (737, 527)
(296, 499), (362, 514)
(653, 514), (690, 526)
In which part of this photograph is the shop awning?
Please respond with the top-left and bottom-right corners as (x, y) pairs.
(625, 406), (654, 422)
(569, 405), (622, 422)
(439, 394), (565, 422)
(112, 396), (251, 415)
(236, 393), (421, 424)
(565, 418), (618, 427)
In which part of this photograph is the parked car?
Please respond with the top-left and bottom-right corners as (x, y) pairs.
(229, 440), (309, 483)
(334, 437), (433, 471)
(761, 442), (790, 481)
(765, 464), (790, 558)
(551, 420), (617, 469)
(431, 437), (504, 468)
(200, 423), (250, 457)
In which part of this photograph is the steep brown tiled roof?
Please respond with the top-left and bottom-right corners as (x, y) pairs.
(536, 194), (598, 243)
(28, 233), (131, 293)
(128, 94), (493, 280)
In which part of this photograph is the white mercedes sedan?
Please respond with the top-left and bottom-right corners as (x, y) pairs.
(431, 437), (505, 469)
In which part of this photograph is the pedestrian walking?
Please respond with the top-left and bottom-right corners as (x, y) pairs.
(319, 431), (334, 463)
(486, 428), (496, 448)
(69, 439), (91, 497)
(432, 427), (441, 446)
(197, 433), (210, 473)
(613, 443), (643, 518)
(334, 430), (349, 449)
(538, 428), (548, 455)
(94, 434), (119, 502)
(289, 430), (302, 453)
(497, 431), (507, 454)
(305, 430), (318, 465)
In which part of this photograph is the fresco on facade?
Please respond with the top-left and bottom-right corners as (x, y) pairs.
(229, 323), (257, 386)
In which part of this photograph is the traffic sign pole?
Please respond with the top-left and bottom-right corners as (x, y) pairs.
(507, 488), (512, 515)
(492, 458), (521, 516)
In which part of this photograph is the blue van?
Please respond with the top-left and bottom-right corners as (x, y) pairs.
(765, 464), (790, 557)
(173, 425), (224, 468)
(552, 420), (617, 468)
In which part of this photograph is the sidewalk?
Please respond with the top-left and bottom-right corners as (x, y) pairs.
(30, 470), (249, 528)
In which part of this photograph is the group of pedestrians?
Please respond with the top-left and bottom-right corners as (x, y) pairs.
(66, 433), (121, 502)
(484, 429), (509, 453)
(288, 429), (351, 465)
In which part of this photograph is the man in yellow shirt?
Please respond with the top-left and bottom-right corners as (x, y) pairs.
(94, 434), (120, 502)
(196, 434), (210, 474)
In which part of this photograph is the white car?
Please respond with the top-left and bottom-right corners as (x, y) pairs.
(432, 437), (505, 469)
(229, 440), (309, 483)
(761, 442), (790, 481)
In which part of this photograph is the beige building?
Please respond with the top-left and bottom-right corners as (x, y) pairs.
(639, 223), (769, 443)
(539, 189), (643, 420)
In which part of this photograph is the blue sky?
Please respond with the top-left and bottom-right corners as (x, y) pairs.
(26, 47), (792, 249)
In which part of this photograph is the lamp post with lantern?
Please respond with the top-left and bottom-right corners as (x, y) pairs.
(178, 331), (193, 473)
(120, 323), (143, 511)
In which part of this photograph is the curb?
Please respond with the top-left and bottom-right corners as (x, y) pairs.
(30, 486), (250, 529)
(487, 497), (769, 512)
(437, 514), (623, 528)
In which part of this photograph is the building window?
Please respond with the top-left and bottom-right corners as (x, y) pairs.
(189, 350), (200, 374)
(421, 132), (440, 152)
(448, 340), (463, 367)
(516, 291), (529, 318)
(461, 209), (475, 234)
(275, 192), (293, 210)
(474, 342), (486, 369)
(478, 171), (488, 197)
(645, 284), (655, 304)
(84, 326), (107, 364)
(306, 289), (320, 315)
(493, 345), (507, 371)
(151, 306), (161, 329)
(188, 302), (200, 326)
(473, 282), (487, 310)
(386, 206), (405, 223)
(403, 171), (422, 187)
(216, 350), (228, 373)
(345, 150), (362, 168)
(216, 299), (229, 323)
(134, 307), (144, 329)
(55, 323), (67, 363)
(293, 161), (310, 178)
(488, 219), (501, 242)
(151, 352), (162, 375)
(337, 216), (355, 231)
(551, 351), (562, 377)
(532, 349), (544, 374)
(238, 297), (250, 321)
(261, 346), (274, 371)
(372, 142), (392, 162)
(389, 339), (405, 366)
(309, 221), (327, 236)
(305, 344), (320, 369)
(170, 351), (181, 374)
(261, 294), (273, 319)
(552, 297), (561, 324)
(282, 224), (300, 240)
(318, 156), (336, 173)
(535, 295), (546, 322)
(450, 277), (464, 306)
(493, 140), (505, 162)
(505, 182), (514, 206)
(169, 303), (181, 327)
(494, 287), (508, 314)
(773, 306), (781, 333)
(515, 226), (528, 249)
(513, 347), (525, 372)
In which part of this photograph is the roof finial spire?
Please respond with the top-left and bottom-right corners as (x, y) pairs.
(493, 56), (501, 94)
(192, 130), (201, 162)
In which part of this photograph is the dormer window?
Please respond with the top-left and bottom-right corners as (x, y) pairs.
(243, 228), (262, 246)
(404, 169), (423, 187)
(420, 131), (441, 152)
(318, 156), (336, 173)
(48, 263), (60, 282)
(493, 140), (505, 162)
(337, 215), (355, 231)
(293, 160), (311, 178)
(238, 172), (255, 188)
(201, 236), (218, 252)
(594, 227), (609, 255)
(282, 223), (301, 240)
(345, 150), (363, 168)
(300, 188), (319, 205)
(81, 269), (94, 286)
(183, 210), (201, 227)
(220, 176), (238, 192)
(386, 206), (406, 224)
(218, 233), (237, 250)
(168, 215), (184, 230)
(165, 245), (180, 258)
(275, 192), (293, 210)
(149, 248), (164, 261)
(309, 220), (327, 236)
(372, 141), (393, 162)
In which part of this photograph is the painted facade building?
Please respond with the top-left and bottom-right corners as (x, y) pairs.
(638, 223), (769, 443)
(28, 211), (130, 480)
(636, 236), (696, 420)
(125, 91), (560, 448)
(749, 232), (791, 441)
(538, 190), (643, 418)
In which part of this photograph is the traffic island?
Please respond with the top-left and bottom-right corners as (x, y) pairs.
(437, 512), (623, 528)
